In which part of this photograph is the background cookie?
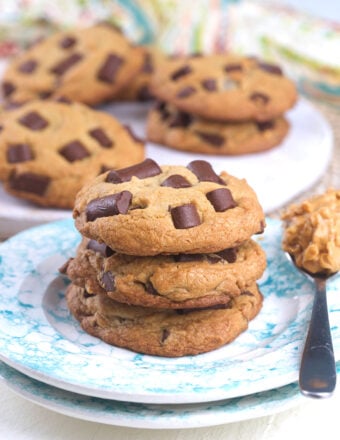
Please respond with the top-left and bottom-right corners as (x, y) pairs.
(73, 159), (265, 255)
(147, 101), (290, 155)
(66, 282), (263, 357)
(0, 100), (144, 208)
(150, 54), (297, 121)
(65, 237), (267, 308)
(2, 23), (144, 106)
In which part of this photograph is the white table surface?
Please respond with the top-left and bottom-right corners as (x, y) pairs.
(0, 380), (339, 440)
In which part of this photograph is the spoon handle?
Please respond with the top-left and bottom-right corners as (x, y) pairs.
(299, 278), (337, 398)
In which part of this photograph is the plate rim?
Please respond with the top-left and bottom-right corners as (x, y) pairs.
(0, 360), (308, 429)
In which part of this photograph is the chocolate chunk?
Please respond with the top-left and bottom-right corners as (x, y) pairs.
(86, 191), (132, 221)
(2, 81), (15, 97)
(59, 140), (90, 162)
(174, 254), (204, 262)
(206, 188), (236, 212)
(97, 54), (124, 83)
(7, 144), (34, 163)
(201, 78), (217, 91)
(141, 52), (153, 73)
(145, 281), (159, 295)
(89, 128), (113, 148)
(106, 159), (161, 184)
(250, 92), (269, 104)
(170, 204), (201, 229)
(155, 101), (171, 120)
(161, 329), (170, 343)
(187, 160), (224, 184)
(224, 63), (243, 73)
(87, 239), (114, 257)
(123, 125), (144, 144)
(136, 85), (153, 101)
(39, 91), (53, 99)
(258, 62), (283, 75)
(9, 172), (50, 196)
(59, 36), (77, 49)
(18, 59), (37, 74)
(18, 111), (48, 130)
(169, 112), (192, 128)
(176, 86), (196, 98)
(161, 175), (191, 188)
(171, 65), (192, 81)
(101, 271), (115, 291)
(194, 131), (225, 147)
(216, 247), (238, 263)
(50, 53), (83, 75)
(257, 120), (274, 131)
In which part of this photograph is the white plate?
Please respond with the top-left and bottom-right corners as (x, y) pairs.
(0, 98), (333, 238)
(0, 360), (321, 429)
(0, 218), (340, 404)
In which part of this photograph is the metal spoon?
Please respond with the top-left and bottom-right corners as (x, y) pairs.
(286, 253), (337, 398)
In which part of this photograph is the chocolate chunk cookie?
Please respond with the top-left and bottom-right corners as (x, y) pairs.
(73, 159), (265, 255)
(1, 23), (144, 106)
(147, 101), (290, 155)
(66, 282), (263, 357)
(150, 54), (297, 122)
(0, 100), (144, 208)
(64, 237), (266, 308)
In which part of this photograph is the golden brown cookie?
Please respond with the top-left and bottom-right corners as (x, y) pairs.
(150, 54), (297, 122)
(147, 101), (290, 155)
(66, 282), (263, 357)
(64, 237), (266, 308)
(73, 159), (265, 255)
(0, 100), (144, 208)
(1, 23), (144, 106)
(281, 188), (340, 275)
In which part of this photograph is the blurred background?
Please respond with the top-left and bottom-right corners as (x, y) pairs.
(0, 0), (339, 104)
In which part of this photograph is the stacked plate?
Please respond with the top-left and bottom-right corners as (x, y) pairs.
(0, 217), (340, 429)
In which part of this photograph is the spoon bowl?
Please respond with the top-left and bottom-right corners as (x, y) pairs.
(285, 252), (337, 398)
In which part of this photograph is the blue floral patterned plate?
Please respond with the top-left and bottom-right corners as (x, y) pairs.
(0, 218), (339, 404)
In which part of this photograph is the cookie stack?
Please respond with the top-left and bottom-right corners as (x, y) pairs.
(147, 54), (297, 155)
(63, 158), (267, 357)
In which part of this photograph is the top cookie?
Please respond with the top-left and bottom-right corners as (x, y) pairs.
(73, 159), (265, 255)
(150, 54), (297, 121)
(2, 23), (144, 106)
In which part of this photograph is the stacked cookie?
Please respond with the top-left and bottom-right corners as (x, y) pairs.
(63, 158), (267, 357)
(147, 54), (297, 155)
